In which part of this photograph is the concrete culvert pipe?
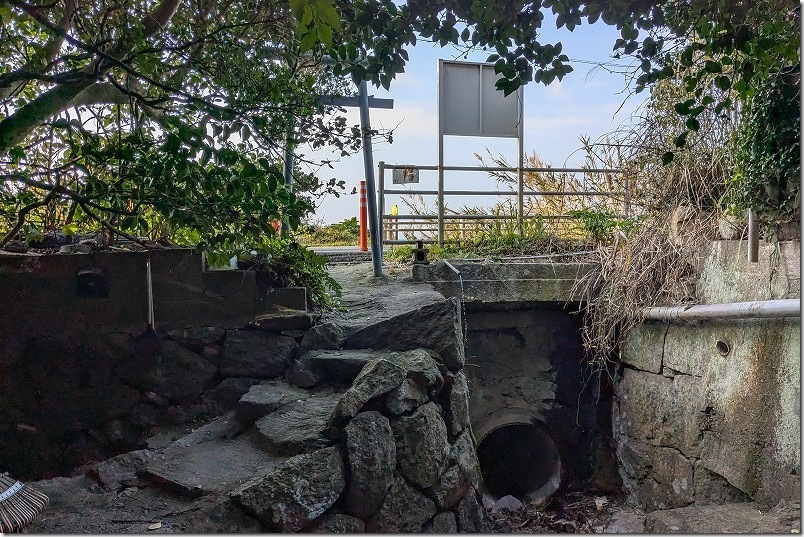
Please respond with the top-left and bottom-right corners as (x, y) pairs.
(476, 424), (561, 503)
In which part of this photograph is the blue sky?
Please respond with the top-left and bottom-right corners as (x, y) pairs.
(302, 13), (646, 224)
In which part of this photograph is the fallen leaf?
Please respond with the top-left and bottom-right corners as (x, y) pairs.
(148, 522), (162, 531)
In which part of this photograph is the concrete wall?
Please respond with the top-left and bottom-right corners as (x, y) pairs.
(615, 240), (801, 509)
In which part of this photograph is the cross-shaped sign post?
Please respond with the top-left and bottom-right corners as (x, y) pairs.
(282, 81), (393, 277)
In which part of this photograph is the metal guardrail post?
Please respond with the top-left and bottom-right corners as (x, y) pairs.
(358, 80), (383, 277)
(517, 95), (525, 234)
(378, 160), (385, 252)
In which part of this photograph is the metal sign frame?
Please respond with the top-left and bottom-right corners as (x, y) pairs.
(437, 60), (525, 244)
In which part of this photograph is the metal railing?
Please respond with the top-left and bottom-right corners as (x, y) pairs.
(377, 162), (629, 246)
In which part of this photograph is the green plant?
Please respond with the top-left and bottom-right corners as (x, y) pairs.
(232, 238), (342, 311)
(726, 68), (800, 228)
(566, 209), (620, 243)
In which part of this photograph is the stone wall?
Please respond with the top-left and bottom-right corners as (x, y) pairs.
(615, 241), (801, 510)
(4, 251), (489, 532)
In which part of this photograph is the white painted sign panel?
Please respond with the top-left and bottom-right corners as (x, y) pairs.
(439, 60), (522, 138)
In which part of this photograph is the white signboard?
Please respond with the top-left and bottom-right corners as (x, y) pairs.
(439, 61), (522, 138)
(393, 167), (419, 184)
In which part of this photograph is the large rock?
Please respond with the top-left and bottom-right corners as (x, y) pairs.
(215, 330), (295, 378)
(444, 371), (470, 435)
(343, 411), (396, 518)
(232, 446), (346, 532)
(423, 512), (458, 533)
(308, 513), (365, 533)
(386, 379), (429, 415)
(115, 340), (217, 404)
(391, 402), (449, 489)
(343, 298), (465, 371)
(254, 393), (341, 456)
(236, 381), (311, 424)
(388, 349), (444, 389)
(301, 322), (345, 350)
(329, 359), (406, 426)
(428, 429), (481, 509)
(453, 489), (492, 533)
(167, 326), (226, 352)
(203, 377), (260, 412)
(303, 349), (386, 384)
(366, 475), (437, 533)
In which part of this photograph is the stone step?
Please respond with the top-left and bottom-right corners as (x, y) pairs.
(253, 392), (343, 456)
(248, 307), (313, 332)
(235, 381), (313, 425)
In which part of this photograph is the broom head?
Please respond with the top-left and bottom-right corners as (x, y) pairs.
(0, 473), (49, 532)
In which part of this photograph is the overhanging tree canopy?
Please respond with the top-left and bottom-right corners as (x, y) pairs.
(0, 0), (798, 249)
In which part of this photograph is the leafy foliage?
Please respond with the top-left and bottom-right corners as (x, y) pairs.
(726, 68), (801, 227)
(295, 217), (360, 246)
(234, 238), (342, 310)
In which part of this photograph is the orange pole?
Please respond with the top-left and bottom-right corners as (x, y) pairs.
(359, 180), (368, 252)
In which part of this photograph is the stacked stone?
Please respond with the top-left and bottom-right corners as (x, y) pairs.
(230, 348), (490, 533)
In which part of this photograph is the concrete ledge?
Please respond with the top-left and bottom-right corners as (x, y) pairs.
(410, 260), (595, 303)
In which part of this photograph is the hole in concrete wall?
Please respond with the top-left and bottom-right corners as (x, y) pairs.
(716, 339), (731, 356)
(476, 423), (561, 503)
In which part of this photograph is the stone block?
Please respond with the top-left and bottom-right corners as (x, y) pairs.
(388, 349), (444, 389)
(301, 322), (345, 350)
(115, 340), (218, 404)
(427, 430), (480, 509)
(453, 489), (492, 533)
(235, 381), (311, 424)
(329, 358), (406, 426)
(444, 371), (470, 435)
(254, 393), (341, 456)
(620, 323), (667, 374)
(617, 441), (694, 510)
(343, 411), (396, 518)
(693, 460), (751, 505)
(386, 378), (429, 415)
(203, 377), (260, 412)
(615, 368), (703, 457)
(308, 513), (365, 533)
(366, 474), (436, 533)
(645, 502), (798, 533)
(167, 326), (226, 352)
(232, 446), (345, 532)
(249, 309), (313, 332)
(423, 512), (457, 533)
(302, 349), (385, 384)
(215, 330), (295, 378)
(391, 402), (449, 489)
(343, 298), (465, 371)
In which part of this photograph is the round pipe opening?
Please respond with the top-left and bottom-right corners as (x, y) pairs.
(716, 339), (731, 356)
(476, 423), (561, 503)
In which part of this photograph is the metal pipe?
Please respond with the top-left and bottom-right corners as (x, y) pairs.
(643, 299), (799, 321)
(378, 160), (385, 252)
(442, 259), (461, 276)
(517, 92), (525, 236)
(357, 80), (383, 277)
(747, 208), (759, 263)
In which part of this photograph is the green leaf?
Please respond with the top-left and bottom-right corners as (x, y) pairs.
(315, 0), (341, 30)
(662, 151), (675, 165)
(686, 117), (700, 131)
(299, 28), (318, 52)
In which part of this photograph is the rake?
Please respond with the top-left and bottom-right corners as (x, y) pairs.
(0, 473), (49, 532)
